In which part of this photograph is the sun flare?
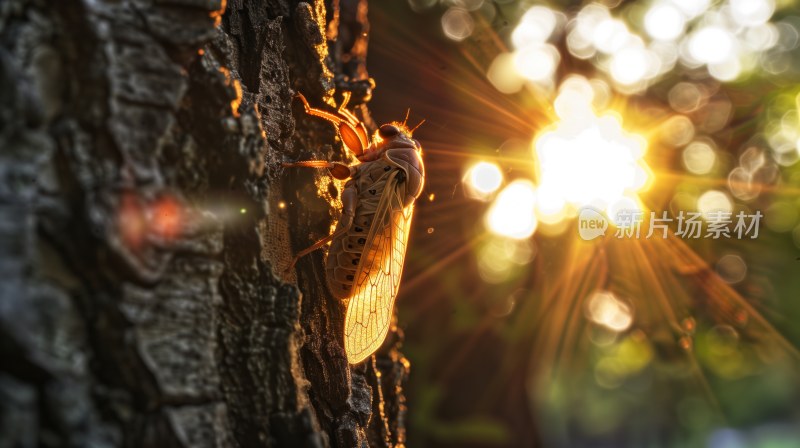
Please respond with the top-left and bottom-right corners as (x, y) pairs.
(534, 77), (652, 225)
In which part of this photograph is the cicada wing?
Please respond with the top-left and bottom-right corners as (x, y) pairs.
(344, 172), (414, 364)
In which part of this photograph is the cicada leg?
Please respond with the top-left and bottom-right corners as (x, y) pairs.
(295, 93), (345, 125)
(282, 160), (333, 168)
(284, 185), (357, 274)
(282, 160), (353, 180)
(285, 232), (339, 275)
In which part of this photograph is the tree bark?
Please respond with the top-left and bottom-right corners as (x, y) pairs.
(0, 0), (408, 446)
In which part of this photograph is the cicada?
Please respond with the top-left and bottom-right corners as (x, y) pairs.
(284, 91), (425, 364)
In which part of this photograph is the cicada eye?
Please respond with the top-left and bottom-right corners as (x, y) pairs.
(378, 124), (400, 138)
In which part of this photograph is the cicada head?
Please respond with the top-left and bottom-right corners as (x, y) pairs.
(360, 119), (423, 162)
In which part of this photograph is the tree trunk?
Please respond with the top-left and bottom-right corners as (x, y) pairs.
(0, 0), (408, 446)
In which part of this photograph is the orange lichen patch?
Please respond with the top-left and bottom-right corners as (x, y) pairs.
(210, 0), (227, 26)
(151, 196), (182, 240)
(118, 193), (147, 249)
(315, 174), (343, 236)
(297, 2), (334, 84)
(230, 79), (242, 117)
(218, 67), (242, 117)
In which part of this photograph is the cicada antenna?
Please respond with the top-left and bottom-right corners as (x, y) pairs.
(409, 119), (426, 135)
(402, 108), (411, 127)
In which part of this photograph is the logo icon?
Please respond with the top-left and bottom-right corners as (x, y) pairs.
(578, 207), (608, 241)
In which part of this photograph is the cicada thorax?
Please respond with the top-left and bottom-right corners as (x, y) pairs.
(326, 158), (400, 299)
